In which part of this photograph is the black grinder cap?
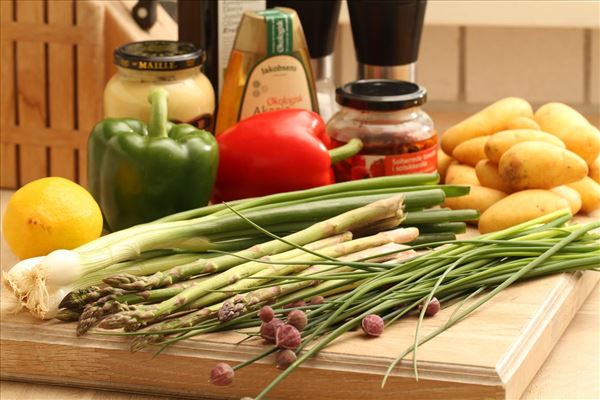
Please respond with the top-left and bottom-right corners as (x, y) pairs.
(348, 0), (427, 66)
(266, 0), (341, 57)
(336, 79), (427, 111)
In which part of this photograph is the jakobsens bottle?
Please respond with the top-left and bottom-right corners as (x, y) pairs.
(215, 7), (318, 134)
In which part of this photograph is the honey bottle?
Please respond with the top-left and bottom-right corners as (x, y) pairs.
(215, 7), (318, 134)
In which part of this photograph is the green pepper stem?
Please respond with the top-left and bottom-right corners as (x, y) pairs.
(328, 138), (363, 164)
(147, 88), (169, 138)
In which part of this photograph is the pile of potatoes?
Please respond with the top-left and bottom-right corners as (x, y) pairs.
(438, 98), (600, 233)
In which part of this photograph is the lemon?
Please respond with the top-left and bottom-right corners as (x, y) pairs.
(2, 177), (103, 259)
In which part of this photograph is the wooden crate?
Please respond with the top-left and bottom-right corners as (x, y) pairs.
(0, 0), (176, 189)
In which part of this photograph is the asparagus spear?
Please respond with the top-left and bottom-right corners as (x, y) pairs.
(74, 276), (215, 335)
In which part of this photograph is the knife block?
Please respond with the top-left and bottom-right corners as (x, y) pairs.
(0, 0), (176, 189)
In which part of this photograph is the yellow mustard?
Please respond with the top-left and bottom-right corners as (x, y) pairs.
(104, 41), (215, 130)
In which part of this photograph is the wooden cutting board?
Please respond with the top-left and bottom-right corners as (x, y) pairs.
(1, 267), (598, 399)
(1, 187), (598, 399)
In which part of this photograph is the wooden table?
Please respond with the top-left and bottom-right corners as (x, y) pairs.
(0, 189), (598, 400)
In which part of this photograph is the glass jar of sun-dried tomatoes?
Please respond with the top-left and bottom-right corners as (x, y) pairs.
(327, 79), (437, 181)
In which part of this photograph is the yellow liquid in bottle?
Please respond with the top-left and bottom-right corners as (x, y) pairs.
(215, 8), (318, 134)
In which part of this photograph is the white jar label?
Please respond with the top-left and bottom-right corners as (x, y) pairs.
(238, 55), (315, 120)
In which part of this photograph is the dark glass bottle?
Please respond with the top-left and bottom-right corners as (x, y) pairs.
(177, 1), (266, 102)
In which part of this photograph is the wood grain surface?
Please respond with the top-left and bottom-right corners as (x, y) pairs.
(0, 190), (598, 400)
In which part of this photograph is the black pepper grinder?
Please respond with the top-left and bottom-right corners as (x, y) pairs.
(267, 0), (341, 121)
(348, 0), (427, 81)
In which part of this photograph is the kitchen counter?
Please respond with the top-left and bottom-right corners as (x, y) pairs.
(0, 188), (598, 400)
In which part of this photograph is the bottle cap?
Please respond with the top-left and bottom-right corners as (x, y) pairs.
(114, 40), (205, 71)
(336, 79), (427, 111)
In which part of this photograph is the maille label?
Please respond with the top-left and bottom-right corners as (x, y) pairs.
(134, 61), (178, 70)
(258, 9), (292, 55)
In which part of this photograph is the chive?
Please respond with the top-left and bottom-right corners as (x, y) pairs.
(414, 222), (467, 234)
(402, 209), (480, 225)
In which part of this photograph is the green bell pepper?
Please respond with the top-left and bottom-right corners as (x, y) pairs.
(88, 88), (218, 231)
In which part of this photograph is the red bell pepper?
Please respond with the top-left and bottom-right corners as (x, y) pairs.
(214, 109), (362, 201)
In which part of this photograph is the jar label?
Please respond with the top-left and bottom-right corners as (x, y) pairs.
(238, 54), (315, 120)
(364, 145), (438, 177)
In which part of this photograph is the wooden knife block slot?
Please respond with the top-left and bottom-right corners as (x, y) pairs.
(0, 0), (176, 189)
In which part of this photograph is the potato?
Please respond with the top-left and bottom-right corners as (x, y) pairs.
(441, 97), (533, 155)
(499, 142), (588, 190)
(452, 136), (489, 167)
(443, 185), (507, 215)
(550, 186), (582, 214)
(484, 129), (565, 163)
(589, 156), (600, 183)
(567, 177), (600, 213)
(479, 190), (570, 233)
(506, 117), (541, 130)
(534, 102), (600, 165)
(445, 163), (479, 186)
(475, 160), (513, 193)
(437, 149), (454, 183)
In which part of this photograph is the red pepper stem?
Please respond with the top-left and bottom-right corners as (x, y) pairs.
(328, 138), (363, 165)
(147, 88), (169, 138)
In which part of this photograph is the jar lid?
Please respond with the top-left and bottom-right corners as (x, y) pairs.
(114, 40), (205, 71)
(335, 79), (427, 111)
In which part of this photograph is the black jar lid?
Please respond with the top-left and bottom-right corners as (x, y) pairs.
(114, 40), (205, 71)
(336, 79), (427, 111)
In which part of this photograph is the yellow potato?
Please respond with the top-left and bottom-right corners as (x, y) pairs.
(534, 102), (600, 165)
(506, 117), (541, 130)
(445, 163), (479, 186)
(437, 149), (454, 183)
(550, 186), (582, 214)
(475, 160), (513, 193)
(452, 136), (489, 167)
(441, 97), (533, 155)
(499, 142), (588, 190)
(589, 156), (600, 183)
(443, 185), (507, 215)
(479, 190), (570, 233)
(567, 177), (600, 213)
(484, 129), (565, 163)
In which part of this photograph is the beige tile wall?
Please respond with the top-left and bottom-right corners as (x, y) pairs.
(591, 29), (599, 105)
(418, 26), (460, 102)
(333, 24), (600, 110)
(465, 27), (585, 104)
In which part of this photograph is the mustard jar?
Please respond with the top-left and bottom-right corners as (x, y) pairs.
(104, 40), (215, 130)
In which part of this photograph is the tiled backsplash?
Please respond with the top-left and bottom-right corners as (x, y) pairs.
(333, 23), (599, 113)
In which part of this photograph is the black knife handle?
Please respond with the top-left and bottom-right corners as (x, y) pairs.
(132, 0), (158, 31)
